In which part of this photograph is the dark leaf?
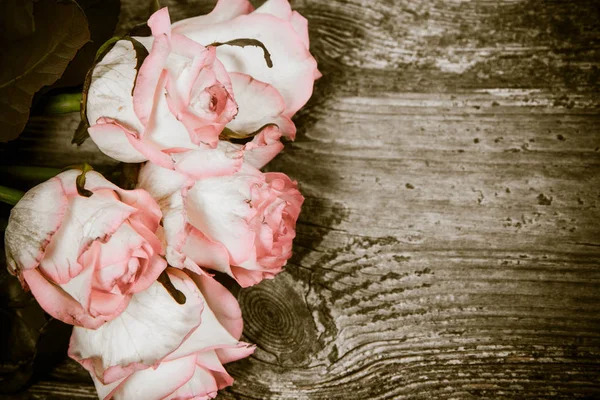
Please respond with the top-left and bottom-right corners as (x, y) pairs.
(74, 163), (94, 197)
(52, 0), (120, 88)
(220, 123), (279, 142)
(209, 38), (273, 68)
(0, 0), (90, 142)
(157, 271), (186, 305)
(0, 0), (35, 42)
(0, 248), (70, 394)
(72, 119), (90, 146)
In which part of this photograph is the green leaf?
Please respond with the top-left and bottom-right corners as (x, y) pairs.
(0, 0), (90, 142)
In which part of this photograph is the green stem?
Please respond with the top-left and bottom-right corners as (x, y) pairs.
(0, 185), (25, 206)
(40, 92), (82, 114)
(0, 165), (62, 183)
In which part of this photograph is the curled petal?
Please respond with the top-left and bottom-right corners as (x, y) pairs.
(185, 173), (260, 265)
(94, 118), (174, 169)
(133, 35), (171, 127)
(103, 355), (198, 400)
(4, 176), (68, 274)
(22, 268), (120, 329)
(190, 273), (244, 340)
(242, 125), (285, 169)
(174, 13), (318, 118)
(172, 142), (243, 180)
(69, 269), (204, 384)
(137, 162), (189, 205)
(148, 7), (172, 38)
(171, 0), (254, 30)
(88, 123), (147, 163)
(227, 72), (295, 138)
(87, 40), (144, 136)
(38, 187), (137, 285)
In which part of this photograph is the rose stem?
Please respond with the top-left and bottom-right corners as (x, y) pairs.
(0, 185), (24, 206)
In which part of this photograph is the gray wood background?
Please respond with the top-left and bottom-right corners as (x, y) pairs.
(4, 0), (600, 398)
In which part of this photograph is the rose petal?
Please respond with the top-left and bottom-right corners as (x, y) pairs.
(137, 162), (189, 204)
(88, 123), (147, 163)
(242, 125), (284, 169)
(181, 228), (231, 276)
(163, 361), (220, 400)
(172, 142), (243, 180)
(215, 343), (256, 365)
(254, 0), (310, 48)
(4, 175), (68, 274)
(189, 272), (243, 339)
(184, 172), (261, 265)
(148, 7), (172, 38)
(133, 32), (171, 127)
(173, 13), (318, 118)
(226, 72), (295, 138)
(38, 188), (137, 285)
(171, 0), (254, 30)
(104, 355), (197, 400)
(87, 40), (144, 135)
(69, 269), (204, 384)
(22, 268), (114, 329)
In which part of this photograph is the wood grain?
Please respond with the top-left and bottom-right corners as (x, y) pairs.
(3, 0), (599, 399)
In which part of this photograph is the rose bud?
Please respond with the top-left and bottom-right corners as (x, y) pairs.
(138, 161), (304, 287)
(69, 268), (254, 400)
(4, 169), (166, 329)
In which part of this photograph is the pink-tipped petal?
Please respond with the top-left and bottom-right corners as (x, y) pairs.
(184, 173), (260, 266)
(148, 7), (172, 38)
(163, 363), (220, 400)
(38, 189), (137, 285)
(171, 0), (254, 31)
(290, 11), (310, 48)
(189, 272), (243, 339)
(69, 270), (204, 384)
(4, 176), (68, 275)
(22, 269), (110, 329)
(227, 73), (296, 138)
(88, 123), (147, 163)
(215, 342), (255, 364)
(138, 161), (189, 203)
(242, 125), (285, 169)
(172, 142), (243, 180)
(87, 40), (144, 136)
(181, 228), (232, 276)
(107, 355), (198, 400)
(174, 13), (318, 118)
(229, 266), (270, 288)
(133, 35), (171, 127)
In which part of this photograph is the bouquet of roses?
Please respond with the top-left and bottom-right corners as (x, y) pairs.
(3, 0), (319, 398)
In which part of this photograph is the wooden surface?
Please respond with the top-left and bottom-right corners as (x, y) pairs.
(4, 0), (600, 398)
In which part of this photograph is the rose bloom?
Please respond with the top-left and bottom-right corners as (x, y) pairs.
(138, 148), (304, 287)
(69, 268), (253, 400)
(87, 0), (319, 167)
(4, 170), (166, 329)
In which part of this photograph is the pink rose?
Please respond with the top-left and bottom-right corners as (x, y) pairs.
(69, 268), (253, 400)
(86, 10), (238, 168)
(138, 161), (304, 287)
(4, 170), (166, 329)
(86, 0), (319, 167)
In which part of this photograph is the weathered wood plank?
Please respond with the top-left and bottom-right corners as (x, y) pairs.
(4, 0), (600, 399)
